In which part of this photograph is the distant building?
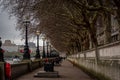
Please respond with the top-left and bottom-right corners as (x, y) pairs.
(28, 42), (36, 48)
(2, 40), (18, 52)
(96, 12), (120, 46)
(19, 42), (37, 53)
(2, 40), (43, 53)
(3, 40), (16, 46)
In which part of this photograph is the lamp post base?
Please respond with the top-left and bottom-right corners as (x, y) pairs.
(42, 54), (46, 58)
(23, 46), (30, 60)
(35, 49), (40, 59)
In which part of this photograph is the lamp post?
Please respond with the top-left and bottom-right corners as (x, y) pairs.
(49, 44), (52, 57)
(46, 40), (49, 58)
(23, 18), (30, 60)
(42, 37), (46, 58)
(0, 37), (4, 62)
(0, 37), (2, 47)
(35, 30), (40, 59)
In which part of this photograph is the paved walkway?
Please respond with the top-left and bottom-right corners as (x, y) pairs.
(16, 60), (94, 80)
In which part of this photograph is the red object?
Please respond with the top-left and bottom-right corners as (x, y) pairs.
(45, 58), (48, 62)
(5, 63), (11, 79)
(0, 49), (5, 53)
(20, 49), (32, 53)
(2, 49), (5, 53)
(20, 49), (24, 53)
(29, 49), (32, 53)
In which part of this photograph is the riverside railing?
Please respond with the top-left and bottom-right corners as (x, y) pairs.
(68, 41), (120, 80)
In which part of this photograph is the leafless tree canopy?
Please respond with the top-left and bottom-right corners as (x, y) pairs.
(0, 0), (119, 54)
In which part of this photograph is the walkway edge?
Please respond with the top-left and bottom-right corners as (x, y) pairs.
(68, 59), (112, 80)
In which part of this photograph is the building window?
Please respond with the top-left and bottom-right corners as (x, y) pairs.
(111, 34), (119, 42)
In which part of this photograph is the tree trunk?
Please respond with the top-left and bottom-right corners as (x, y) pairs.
(89, 27), (100, 64)
(104, 13), (111, 44)
(113, 0), (120, 40)
(89, 33), (93, 49)
(84, 53), (86, 60)
(94, 44), (100, 64)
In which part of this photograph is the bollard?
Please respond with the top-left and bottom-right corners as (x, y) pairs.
(5, 63), (11, 80)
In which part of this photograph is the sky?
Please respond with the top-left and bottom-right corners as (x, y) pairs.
(0, 9), (43, 46)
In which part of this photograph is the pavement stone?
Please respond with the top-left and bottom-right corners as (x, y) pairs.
(16, 60), (94, 80)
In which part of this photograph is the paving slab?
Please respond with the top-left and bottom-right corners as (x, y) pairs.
(34, 71), (59, 78)
(16, 60), (94, 80)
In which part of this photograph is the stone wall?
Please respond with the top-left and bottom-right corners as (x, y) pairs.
(69, 41), (120, 80)
(0, 60), (42, 80)
(0, 62), (5, 80)
(11, 62), (29, 79)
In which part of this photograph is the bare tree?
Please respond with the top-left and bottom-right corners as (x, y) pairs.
(0, 0), (118, 62)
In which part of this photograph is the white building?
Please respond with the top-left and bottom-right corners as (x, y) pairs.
(2, 45), (19, 52)
(2, 40), (19, 52)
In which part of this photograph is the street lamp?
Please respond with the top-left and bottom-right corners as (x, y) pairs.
(0, 37), (4, 62)
(23, 18), (30, 60)
(42, 37), (46, 58)
(46, 40), (49, 58)
(35, 30), (40, 59)
(49, 43), (52, 57)
(0, 37), (2, 47)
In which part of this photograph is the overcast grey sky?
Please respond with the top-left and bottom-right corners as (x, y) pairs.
(0, 9), (43, 46)
(0, 9), (23, 45)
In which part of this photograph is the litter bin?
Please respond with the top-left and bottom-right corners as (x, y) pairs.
(44, 60), (54, 72)
(44, 62), (54, 72)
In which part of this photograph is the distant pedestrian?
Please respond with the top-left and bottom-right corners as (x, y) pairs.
(0, 37), (4, 62)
